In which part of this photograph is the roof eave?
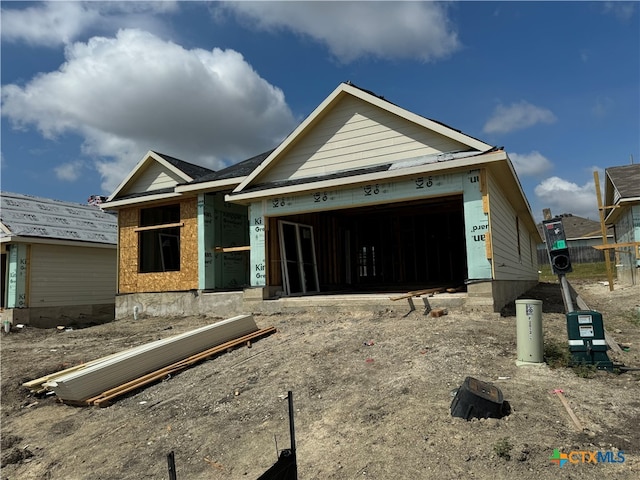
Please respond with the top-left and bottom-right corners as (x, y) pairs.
(0, 235), (116, 248)
(175, 176), (244, 194)
(101, 191), (183, 210)
(227, 150), (505, 202)
(604, 196), (640, 224)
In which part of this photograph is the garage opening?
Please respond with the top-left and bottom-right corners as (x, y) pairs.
(267, 195), (467, 294)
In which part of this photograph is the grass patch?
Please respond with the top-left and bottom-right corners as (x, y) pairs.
(493, 437), (513, 460)
(572, 362), (597, 379)
(544, 339), (600, 378)
(544, 339), (571, 369)
(626, 308), (640, 327)
(538, 262), (609, 283)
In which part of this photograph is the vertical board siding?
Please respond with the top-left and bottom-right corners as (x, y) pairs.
(29, 244), (116, 306)
(121, 162), (184, 196)
(261, 96), (467, 183)
(118, 198), (199, 293)
(487, 173), (538, 281)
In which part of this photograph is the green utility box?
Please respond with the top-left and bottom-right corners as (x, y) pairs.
(566, 310), (613, 370)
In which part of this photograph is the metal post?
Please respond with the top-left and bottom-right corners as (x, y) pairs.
(167, 451), (177, 480)
(287, 391), (296, 455)
(559, 274), (574, 313)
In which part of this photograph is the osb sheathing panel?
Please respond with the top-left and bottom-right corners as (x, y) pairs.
(118, 198), (198, 293)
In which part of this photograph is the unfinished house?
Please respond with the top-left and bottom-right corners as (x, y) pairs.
(101, 150), (270, 318)
(227, 83), (541, 311)
(104, 82), (542, 317)
(0, 192), (117, 327)
(603, 164), (640, 285)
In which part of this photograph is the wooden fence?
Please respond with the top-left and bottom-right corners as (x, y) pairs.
(537, 244), (613, 265)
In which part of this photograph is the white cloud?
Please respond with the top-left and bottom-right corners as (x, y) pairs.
(534, 176), (598, 220)
(602, 2), (637, 21)
(54, 161), (84, 182)
(591, 96), (614, 118)
(222, 2), (460, 63)
(1, 1), (178, 46)
(1, 29), (297, 193)
(483, 101), (557, 135)
(509, 151), (554, 177)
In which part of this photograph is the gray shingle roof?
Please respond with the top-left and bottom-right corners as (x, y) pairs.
(536, 214), (607, 240)
(1, 192), (117, 245)
(152, 151), (215, 180)
(183, 149), (275, 185)
(606, 164), (640, 199)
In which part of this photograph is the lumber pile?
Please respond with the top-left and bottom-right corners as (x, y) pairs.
(25, 314), (272, 405)
(389, 287), (446, 301)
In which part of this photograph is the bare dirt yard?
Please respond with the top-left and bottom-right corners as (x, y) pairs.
(2, 279), (639, 480)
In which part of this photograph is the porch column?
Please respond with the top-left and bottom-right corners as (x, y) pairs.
(249, 202), (266, 287)
(197, 193), (215, 290)
(6, 244), (28, 308)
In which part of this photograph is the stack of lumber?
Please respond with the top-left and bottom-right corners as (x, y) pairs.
(26, 314), (261, 403)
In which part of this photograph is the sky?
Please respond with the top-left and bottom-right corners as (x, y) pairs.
(1, 1), (638, 222)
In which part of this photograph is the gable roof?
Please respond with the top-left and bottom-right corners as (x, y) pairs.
(231, 82), (493, 195)
(175, 149), (275, 194)
(604, 164), (640, 223)
(0, 191), (117, 246)
(103, 151), (215, 208)
(154, 151), (214, 180)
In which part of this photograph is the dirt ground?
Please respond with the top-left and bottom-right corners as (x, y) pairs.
(1, 279), (639, 480)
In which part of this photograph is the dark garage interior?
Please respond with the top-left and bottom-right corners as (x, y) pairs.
(267, 194), (468, 295)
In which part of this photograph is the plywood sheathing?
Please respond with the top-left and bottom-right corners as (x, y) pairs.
(118, 197), (198, 293)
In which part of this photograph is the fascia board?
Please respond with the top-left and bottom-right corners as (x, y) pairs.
(100, 191), (183, 210)
(604, 197), (640, 225)
(233, 84), (347, 194)
(227, 150), (508, 203)
(175, 176), (243, 194)
(0, 221), (12, 235)
(107, 151), (194, 202)
(107, 151), (155, 201)
(1, 236), (116, 249)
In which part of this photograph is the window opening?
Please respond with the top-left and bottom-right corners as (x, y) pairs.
(139, 204), (181, 273)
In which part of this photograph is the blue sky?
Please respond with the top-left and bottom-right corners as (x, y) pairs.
(1, 1), (638, 221)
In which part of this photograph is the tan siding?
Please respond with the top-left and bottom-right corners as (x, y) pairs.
(488, 173), (538, 281)
(29, 244), (116, 307)
(261, 96), (468, 182)
(121, 162), (184, 196)
(118, 198), (198, 293)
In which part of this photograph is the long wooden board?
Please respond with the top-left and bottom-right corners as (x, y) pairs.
(41, 315), (258, 402)
(389, 287), (446, 301)
(86, 326), (277, 407)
